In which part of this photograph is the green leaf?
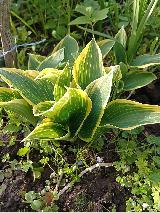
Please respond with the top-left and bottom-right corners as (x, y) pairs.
(17, 147), (30, 156)
(0, 99), (37, 125)
(123, 70), (156, 91)
(92, 8), (108, 22)
(37, 88), (92, 138)
(115, 26), (127, 48)
(37, 48), (64, 71)
(54, 64), (72, 102)
(30, 200), (42, 211)
(28, 54), (46, 70)
(35, 68), (62, 84)
(113, 42), (127, 64)
(0, 87), (21, 102)
(120, 62), (128, 76)
(147, 135), (160, 146)
(24, 120), (69, 141)
(130, 54), (160, 68)
(24, 70), (39, 79)
(79, 71), (113, 142)
(53, 35), (79, 65)
(113, 27), (127, 64)
(131, 0), (139, 35)
(101, 99), (160, 130)
(25, 191), (37, 203)
(149, 170), (160, 183)
(0, 68), (54, 105)
(105, 65), (122, 83)
(73, 39), (105, 90)
(3, 123), (21, 134)
(75, 4), (91, 16)
(69, 16), (91, 25)
(83, 0), (100, 11)
(33, 101), (55, 116)
(98, 39), (115, 58)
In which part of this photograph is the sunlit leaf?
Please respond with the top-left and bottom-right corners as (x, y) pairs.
(25, 70), (39, 79)
(24, 120), (69, 141)
(37, 48), (64, 71)
(73, 38), (105, 89)
(53, 35), (79, 65)
(115, 26), (127, 48)
(33, 101), (55, 116)
(35, 68), (62, 84)
(105, 65), (122, 83)
(0, 68), (54, 105)
(28, 54), (46, 70)
(101, 99), (160, 130)
(0, 99), (37, 125)
(36, 88), (92, 138)
(79, 71), (113, 142)
(54, 64), (72, 101)
(0, 87), (21, 102)
(98, 39), (115, 58)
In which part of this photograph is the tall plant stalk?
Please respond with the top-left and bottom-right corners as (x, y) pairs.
(128, 0), (159, 63)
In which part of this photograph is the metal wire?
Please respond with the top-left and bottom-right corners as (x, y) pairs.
(0, 38), (46, 58)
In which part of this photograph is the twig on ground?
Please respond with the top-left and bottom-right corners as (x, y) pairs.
(58, 162), (113, 196)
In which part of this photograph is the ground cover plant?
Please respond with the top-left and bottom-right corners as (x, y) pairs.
(0, 0), (160, 212)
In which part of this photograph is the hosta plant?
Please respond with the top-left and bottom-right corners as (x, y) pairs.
(0, 35), (160, 143)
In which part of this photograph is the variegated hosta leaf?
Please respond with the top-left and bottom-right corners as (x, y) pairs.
(79, 71), (113, 142)
(53, 35), (79, 65)
(0, 68), (54, 105)
(0, 99), (37, 125)
(24, 120), (69, 141)
(54, 64), (72, 102)
(105, 65), (122, 83)
(35, 88), (92, 138)
(33, 101), (55, 116)
(35, 68), (63, 84)
(37, 48), (64, 71)
(25, 70), (39, 79)
(130, 54), (160, 68)
(28, 54), (46, 70)
(115, 26), (127, 48)
(0, 87), (21, 101)
(97, 39), (115, 59)
(100, 99), (160, 130)
(123, 70), (156, 91)
(73, 38), (105, 90)
(113, 27), (127, 64)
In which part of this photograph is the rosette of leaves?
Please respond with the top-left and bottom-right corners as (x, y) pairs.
(0, 35), (160, 143)
(69, 0), (109, 26)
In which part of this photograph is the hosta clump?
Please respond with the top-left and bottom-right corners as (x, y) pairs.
(0, 35), (160, 143)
